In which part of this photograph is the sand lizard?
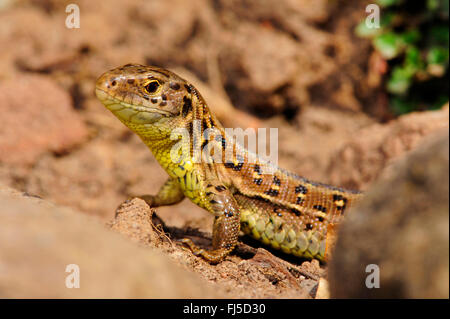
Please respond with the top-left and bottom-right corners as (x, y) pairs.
(95, 64), (362, 263)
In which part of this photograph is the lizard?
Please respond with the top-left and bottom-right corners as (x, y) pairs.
(95, 64), (363, 264)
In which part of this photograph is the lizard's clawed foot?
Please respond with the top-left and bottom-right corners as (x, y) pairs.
(178, 238), (230, 264)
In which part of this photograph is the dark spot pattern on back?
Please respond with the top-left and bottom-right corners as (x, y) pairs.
(202, 119), (209, 129)
(232, 162), (244, 171)
(273, 176), (281, 186)
(313, 205), (327, 213)
(224, 162), (234, 169)
(182, 96), (192, 117)
(295, 185), (308, 194)
(221, 136), (226, 149)
(224, 209), (234, 217)
(290, 208), (302, 217)
(187, 122), (193, 137)
(265, 189), (279, 197)
(253, 178), (263, 185)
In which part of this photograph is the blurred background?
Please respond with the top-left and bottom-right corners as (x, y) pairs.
(0, 0), (448, 298)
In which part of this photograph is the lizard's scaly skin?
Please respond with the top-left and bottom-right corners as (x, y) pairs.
(95, 64), (363, 263)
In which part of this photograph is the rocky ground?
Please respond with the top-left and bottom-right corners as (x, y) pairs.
(329, 131), (449, 298)
(0, 0), (448, 298)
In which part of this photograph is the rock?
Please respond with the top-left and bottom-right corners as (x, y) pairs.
(0, 75), (88, 165)
(328, 130), (449, 298)
(238, 25), (299, 93)
(0, 186), (226, 298)
(108, 198), (166, 247)
(219, 23), (302, 116)
(327, 105), (449, 190)
(315, 278), (330, 299)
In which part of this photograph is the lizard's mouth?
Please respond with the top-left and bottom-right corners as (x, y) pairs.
(95, 87), (172, 124)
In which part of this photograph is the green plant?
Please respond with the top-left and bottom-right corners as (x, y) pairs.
(356, 0), (449, 114)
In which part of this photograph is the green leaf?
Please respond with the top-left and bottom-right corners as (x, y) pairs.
(405, 47), (423, 71)
(355, 13), (394, 38)
(401, 30), (420, 45)
(380, 12), (395, 28)
(358, 0), (449, 115)
(373, 32), (404, 59)
(377, 0), (403, 7)
(426, 47), (449, 76)
(355, 21), (382, 37)
(387, 66), (414, 94)
(427, 0), (440, 10)
(427, 47), (449, 65)
(405, 47), (420, 64)
(427, 0), (449, 16)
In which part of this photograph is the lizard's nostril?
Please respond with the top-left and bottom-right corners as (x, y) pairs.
(95, 73), (117, 100)
(95, 73), (111, 90)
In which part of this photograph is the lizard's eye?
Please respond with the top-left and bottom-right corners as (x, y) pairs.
(144, 80), (161, 94)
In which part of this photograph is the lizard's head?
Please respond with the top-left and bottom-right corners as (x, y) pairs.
(95, 64), (192, 125)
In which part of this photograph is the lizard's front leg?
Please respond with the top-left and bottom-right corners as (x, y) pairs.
(134, 177), (185, 207)
(181, 183), (241, 264)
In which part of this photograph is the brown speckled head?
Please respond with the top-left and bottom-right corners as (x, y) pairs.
(95, 64), (192, 124)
